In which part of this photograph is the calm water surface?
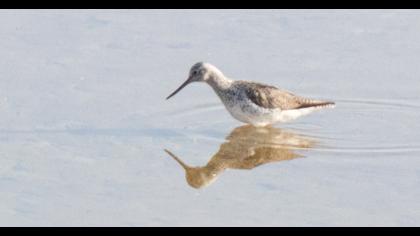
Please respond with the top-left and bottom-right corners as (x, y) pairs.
(0, 10), (419, 226)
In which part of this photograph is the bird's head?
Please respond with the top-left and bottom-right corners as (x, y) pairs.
(166, 62), (223, 100)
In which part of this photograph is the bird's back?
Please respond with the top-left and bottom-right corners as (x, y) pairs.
(236, 81), (335, 111)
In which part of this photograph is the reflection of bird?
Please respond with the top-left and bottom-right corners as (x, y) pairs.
(166, 62), (335, 127)
(164, 125), (317, 189)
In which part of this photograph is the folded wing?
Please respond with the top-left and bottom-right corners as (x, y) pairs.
(243, 82), (334, 110)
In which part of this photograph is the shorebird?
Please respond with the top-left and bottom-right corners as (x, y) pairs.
(166, 62), (335, 127)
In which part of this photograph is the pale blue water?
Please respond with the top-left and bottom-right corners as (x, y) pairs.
(0, 9), (419, 226)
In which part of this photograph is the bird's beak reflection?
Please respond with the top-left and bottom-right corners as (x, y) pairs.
(164, 149), (190, 170)
(164, 125), (317, 189)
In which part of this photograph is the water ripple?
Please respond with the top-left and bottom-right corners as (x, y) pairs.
(158, 97), (420, 156)
(335, 98), (420, 110)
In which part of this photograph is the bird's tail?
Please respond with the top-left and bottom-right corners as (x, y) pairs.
(296, 99), (336, 109)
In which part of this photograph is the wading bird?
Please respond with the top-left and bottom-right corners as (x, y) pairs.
(166, 62), (335, 127)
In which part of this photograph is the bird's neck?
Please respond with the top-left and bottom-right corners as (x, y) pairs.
(206, 73), (233, 92)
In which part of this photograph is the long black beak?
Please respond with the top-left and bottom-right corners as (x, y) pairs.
(166, 77), (193, 100)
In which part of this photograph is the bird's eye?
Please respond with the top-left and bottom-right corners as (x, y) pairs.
(192, 70), (198, 75)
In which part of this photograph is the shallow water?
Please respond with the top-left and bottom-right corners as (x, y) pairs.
(0, 10), (420, 226)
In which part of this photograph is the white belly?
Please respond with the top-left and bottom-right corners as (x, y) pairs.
(225, 100), (321, 127)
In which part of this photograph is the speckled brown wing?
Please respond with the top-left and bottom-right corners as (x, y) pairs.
(243, 82), (334, 110)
